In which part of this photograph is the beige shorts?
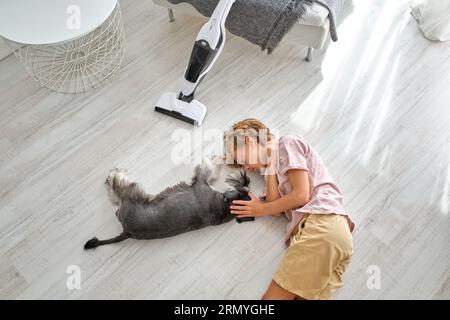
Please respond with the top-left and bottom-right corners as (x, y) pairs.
(273, 214), (353, 300)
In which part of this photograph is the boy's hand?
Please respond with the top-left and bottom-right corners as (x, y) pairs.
(230, 192), (266, 218)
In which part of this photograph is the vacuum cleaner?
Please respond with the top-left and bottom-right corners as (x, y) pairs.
(154, 0), (236, 126)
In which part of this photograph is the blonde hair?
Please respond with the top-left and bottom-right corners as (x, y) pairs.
(223, 118), (272, 166)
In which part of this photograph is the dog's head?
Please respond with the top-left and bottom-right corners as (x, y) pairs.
(223, 170), (251, 203)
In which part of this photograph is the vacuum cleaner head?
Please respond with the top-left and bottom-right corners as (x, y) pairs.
(154, 92), (207, 126)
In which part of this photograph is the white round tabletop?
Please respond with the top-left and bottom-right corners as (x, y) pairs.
(0, 0), (118, 45)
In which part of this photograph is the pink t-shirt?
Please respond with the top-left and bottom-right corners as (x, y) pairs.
(275, 135), (347, 244)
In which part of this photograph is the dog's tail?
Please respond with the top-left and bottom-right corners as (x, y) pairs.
(225, 170), (250, 193)
(84, 233), (130, 250)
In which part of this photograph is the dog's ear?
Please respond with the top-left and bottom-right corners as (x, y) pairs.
(226, 170), (251, 193)
(239, 170), (250, 187)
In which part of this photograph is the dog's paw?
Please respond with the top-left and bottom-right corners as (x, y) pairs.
(105, 168), (128, 206)
(105, 168), (128, 186)
(105, 168), (116, 186)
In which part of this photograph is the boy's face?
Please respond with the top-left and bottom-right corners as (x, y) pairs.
(234, 137), (264, 172)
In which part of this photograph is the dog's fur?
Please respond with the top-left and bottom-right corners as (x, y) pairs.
(84, 159), (251, 250)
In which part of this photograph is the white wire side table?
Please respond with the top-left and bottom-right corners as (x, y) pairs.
(0, 0), (125, 94)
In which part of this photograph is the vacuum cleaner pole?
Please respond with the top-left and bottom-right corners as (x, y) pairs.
(155, 0), (236, 126)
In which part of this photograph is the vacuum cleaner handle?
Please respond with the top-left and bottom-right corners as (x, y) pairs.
(211, 0), (236, 22)
(179, 0), (235, 98)
(197, 0), (235, 49)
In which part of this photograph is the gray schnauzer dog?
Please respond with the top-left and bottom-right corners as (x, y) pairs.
(84, 159), (251, 250)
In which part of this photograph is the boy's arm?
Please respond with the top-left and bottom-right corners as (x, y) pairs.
(262, 169), (310, 216)
(231, 170), (310, 218)
(265, 174), (280, 202)
(264, 174), (283, 216)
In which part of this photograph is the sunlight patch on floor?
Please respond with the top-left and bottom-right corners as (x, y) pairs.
(344, 3), (410, 155)
(291, 0), (413, 176)
(441, 162), (450, 216)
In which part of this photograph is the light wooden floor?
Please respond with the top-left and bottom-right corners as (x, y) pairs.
(0, 0), (449, 299)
